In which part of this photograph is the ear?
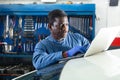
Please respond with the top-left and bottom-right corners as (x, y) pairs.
(48, 24), (52, 30)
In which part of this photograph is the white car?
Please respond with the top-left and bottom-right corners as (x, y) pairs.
(60, 49), (120, 80)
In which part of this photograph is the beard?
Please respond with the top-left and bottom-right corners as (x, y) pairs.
(52, 31), (68, 40)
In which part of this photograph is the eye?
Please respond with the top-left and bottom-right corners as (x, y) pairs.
(65, 23), (69, 26)
(60, 23), (68, 28)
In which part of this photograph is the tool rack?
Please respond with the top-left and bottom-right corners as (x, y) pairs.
(0, 4), (95, 80)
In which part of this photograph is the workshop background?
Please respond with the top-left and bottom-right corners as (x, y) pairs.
(0, 0), (120, 80)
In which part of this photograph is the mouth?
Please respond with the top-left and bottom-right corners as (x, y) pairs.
(60, 31), (68, 37)
(54, 31), (68, 40)
(61, 30), (68, 33)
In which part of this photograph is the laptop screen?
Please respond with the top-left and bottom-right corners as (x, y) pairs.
(84, 26), (120, 57)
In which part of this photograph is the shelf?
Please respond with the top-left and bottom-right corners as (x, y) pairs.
(0, 4), (95, 15)
(0, 53), (32, 58)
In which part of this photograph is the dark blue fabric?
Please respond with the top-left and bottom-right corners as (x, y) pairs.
(34, 62), (66, 80)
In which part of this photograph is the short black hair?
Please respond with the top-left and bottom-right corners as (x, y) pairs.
(48, 9), (67, 25)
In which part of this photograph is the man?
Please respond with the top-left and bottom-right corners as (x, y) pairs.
(32, 9), (90, 70)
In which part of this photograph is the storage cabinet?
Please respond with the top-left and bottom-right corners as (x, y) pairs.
(0, 4), (95, 80)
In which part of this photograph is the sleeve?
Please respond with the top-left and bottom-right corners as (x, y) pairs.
(82, 36), (90, 50)
(75, 33), (90, 51)
(32, 42), (63, 70)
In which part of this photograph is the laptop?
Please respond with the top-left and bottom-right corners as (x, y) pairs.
(84, 26), (120, 57)
(59, 26), (120, 61)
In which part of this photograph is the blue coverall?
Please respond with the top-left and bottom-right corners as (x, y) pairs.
(32, 32), (90, 70)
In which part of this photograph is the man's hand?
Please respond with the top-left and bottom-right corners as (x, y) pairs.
(67, 46), (86, 57)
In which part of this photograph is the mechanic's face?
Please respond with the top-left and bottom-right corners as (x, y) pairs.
(49, 17), (69, 40)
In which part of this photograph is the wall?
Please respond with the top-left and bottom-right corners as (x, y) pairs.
(108, 3), (120, 27)
(92, 0), (109, 34)
(108, 5), (120, 36)
(93, 0), (120, 35)
(0, 0), (120, 35)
